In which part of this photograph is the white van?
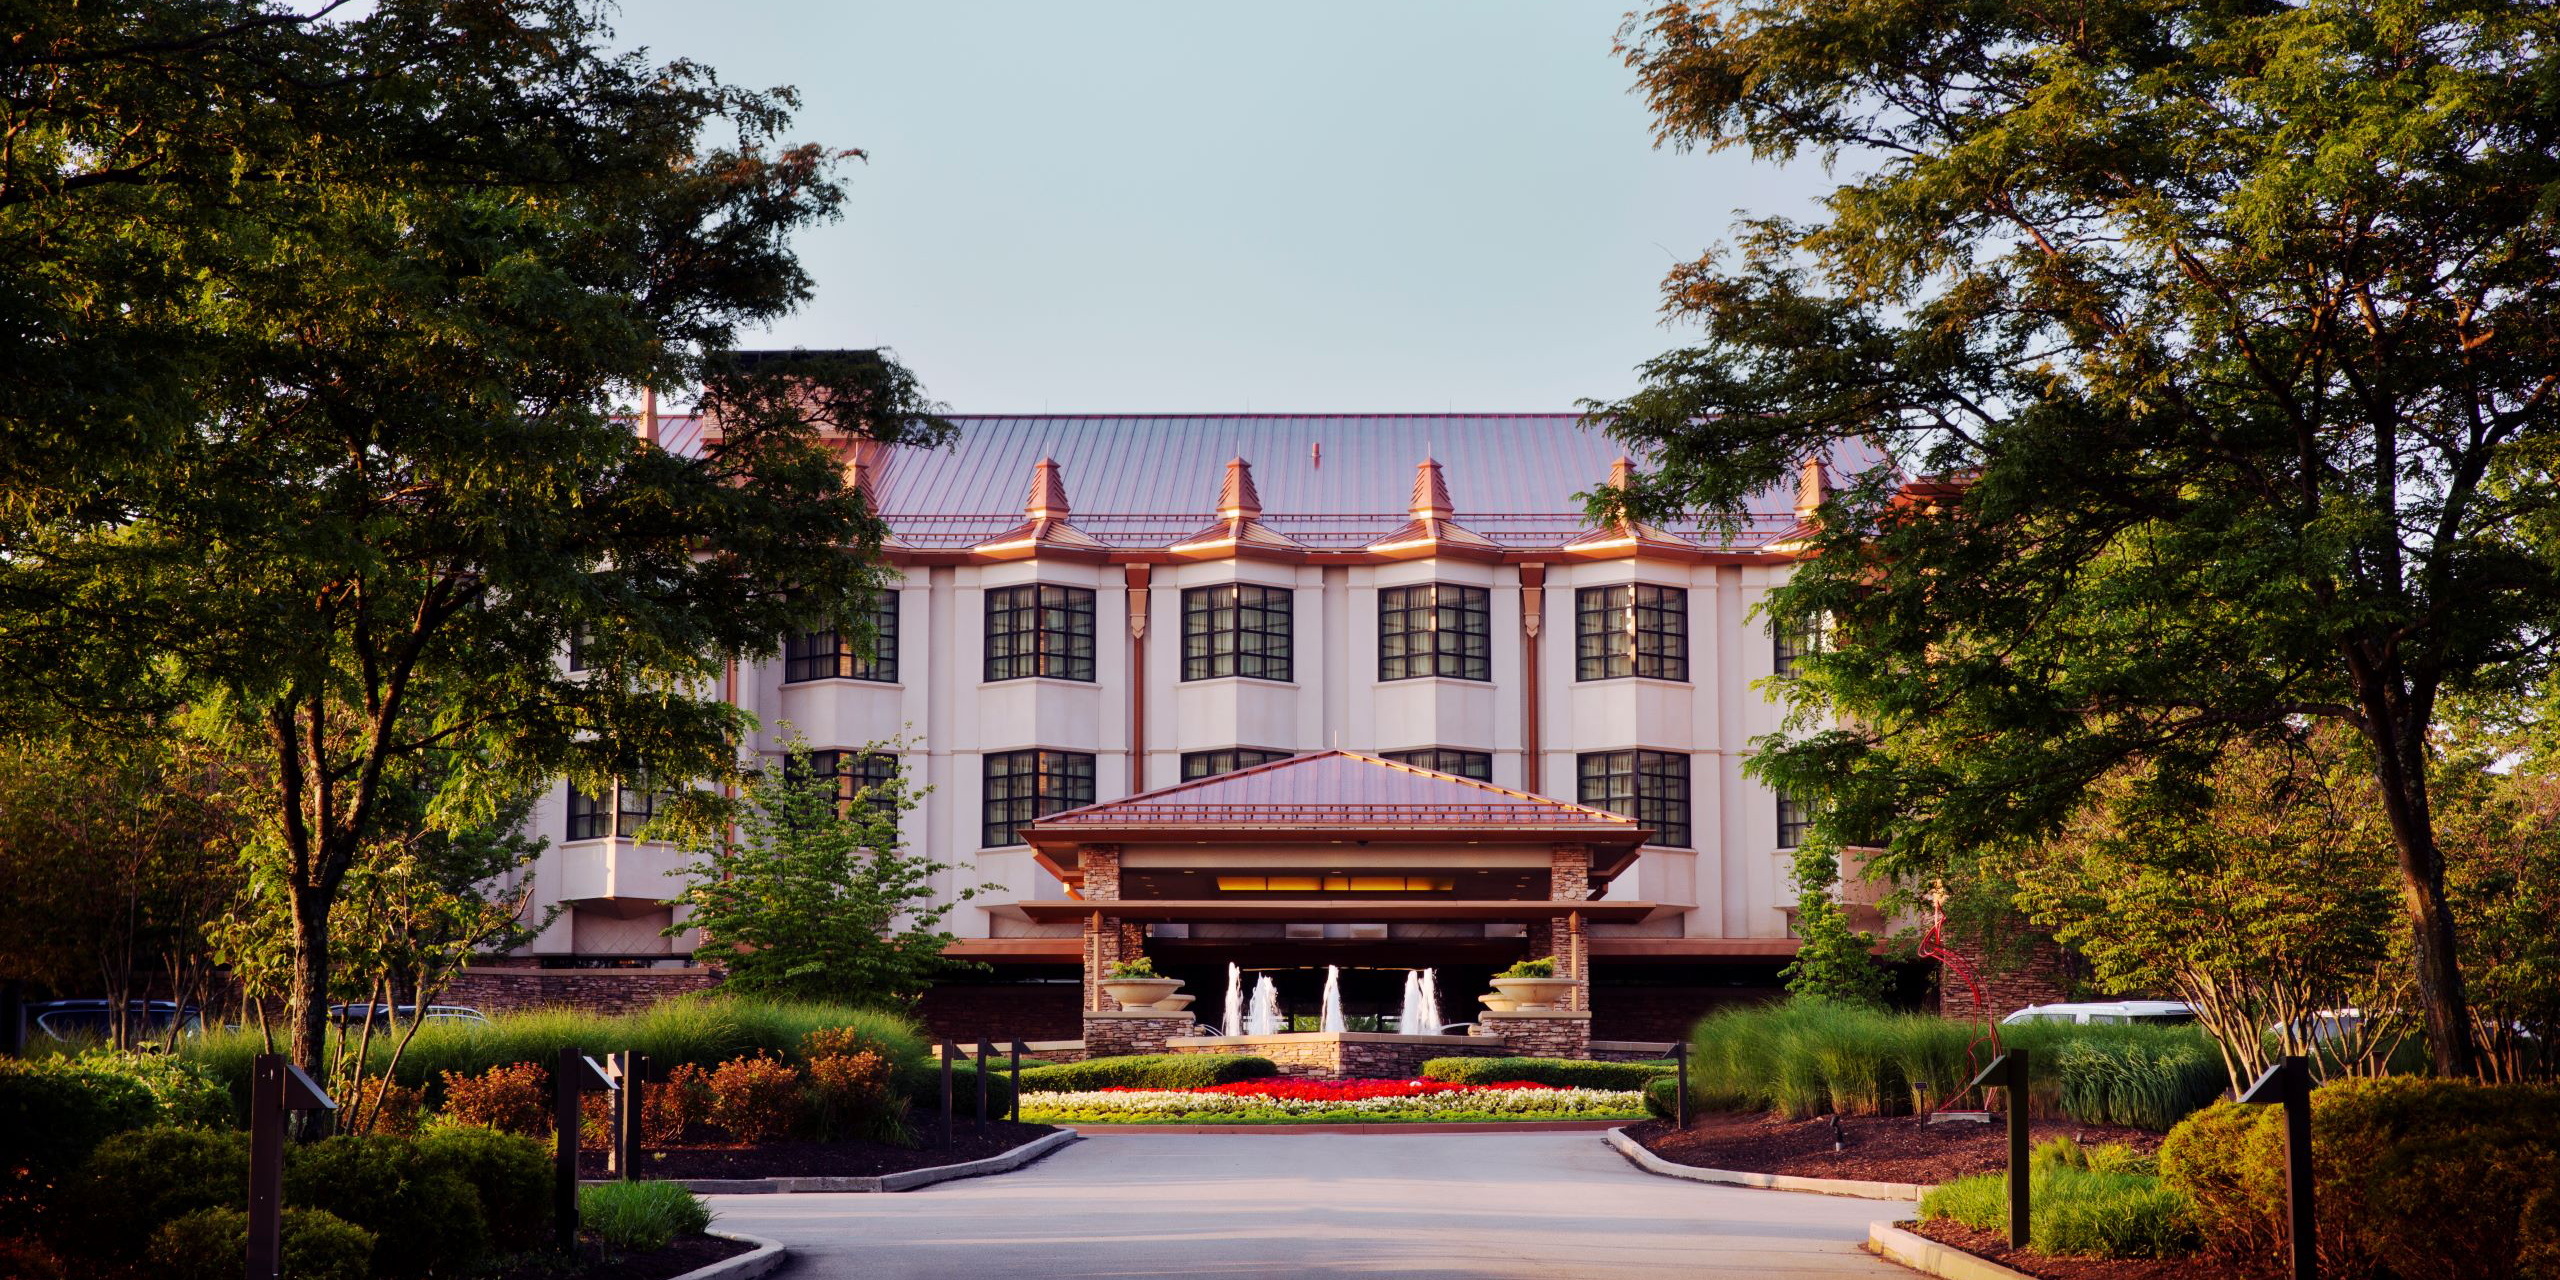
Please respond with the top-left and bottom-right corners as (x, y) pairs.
(2000, 1000), (2196, 1026)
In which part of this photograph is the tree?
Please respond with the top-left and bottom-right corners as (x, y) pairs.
(1780, 835), (1888, 1006)
(671, 736), (978, 1008)
(2004, 731), (2408, 1084)
(1598, 0), (2560, 1076)
(0, 731), (248, 1049)
(2, 0), (950, 1073)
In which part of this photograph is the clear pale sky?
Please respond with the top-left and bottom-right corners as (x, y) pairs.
(606, 1), (1834, 413)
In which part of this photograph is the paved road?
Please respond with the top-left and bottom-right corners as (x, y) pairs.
(711, 1131), (1908, 1279)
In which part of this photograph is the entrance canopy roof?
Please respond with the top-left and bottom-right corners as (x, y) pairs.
(1021, 750), (1649, 891)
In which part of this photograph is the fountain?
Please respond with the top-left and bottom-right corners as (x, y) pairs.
(1397, 970), (1425, 1035)
(1223, 962), (1243, 1037)
(1320, 965), (1346, 1033)
(1419, 968), (1443, 1034)
(1245, 973), (1282, 1036)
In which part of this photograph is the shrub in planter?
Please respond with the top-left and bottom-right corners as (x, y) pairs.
(437, 1061), (550, 1137)
(284, 1135), (489, 1280)
(707, 1054), (805, 1143)
(1016, 1053), (1277, 1092)
(412, 1126), (550, 1255)
(147, 1206), (374, 1280)
(2162, 1078), (2560, 1280)
(1423, 1056), (1670, 1090)
(642, 1062), (714, 1145)
(579, 1180), (712, 1254)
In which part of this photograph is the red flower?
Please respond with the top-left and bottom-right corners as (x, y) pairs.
(1094, 1078), (1563, 1100)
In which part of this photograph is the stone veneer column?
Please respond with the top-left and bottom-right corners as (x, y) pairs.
(1079, 844), (1123, 1013)
(1550, 843), (1592, 1012)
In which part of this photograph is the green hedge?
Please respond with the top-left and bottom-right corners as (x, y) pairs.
(54, 1124), (549, 1278)
(2161, 1077), (2560, 1278)
(1683, 1000), (2228, 1129)
(896, 1058), (1020, 1120)
(1421, 1057), (1672, 1090)
(1016, 1053), (1278, 1091)
(149, 1207), (374, 1280)
(1642, 1076), (1682, 1121)
(182, 997), (930, 1114)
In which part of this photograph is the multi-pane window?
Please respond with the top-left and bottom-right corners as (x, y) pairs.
(1577, 750), (1693, 848)
(985, 584), (1096, 682)
(1773, 617), (1816, 678)
(784, 592), (899, 683)
(567, 625), (597, 673)
(1777, 794), (1813, 849)
(1181, 584), (1293, 682)
(982, 750), (1096, 847)
(566, 784), (610, 841)
(791, 749), (901, 817)
(1180, 748), (1290, 782)
(1378, 584), (1490, 681)
(1576, 585), (1688, 681)
(1380, 748), (1492, 782)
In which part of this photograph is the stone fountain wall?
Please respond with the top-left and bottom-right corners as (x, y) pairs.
(1165, 1032), (1511, 1079)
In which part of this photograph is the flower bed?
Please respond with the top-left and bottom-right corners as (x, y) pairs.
(1018, 1077), (1647, 1124)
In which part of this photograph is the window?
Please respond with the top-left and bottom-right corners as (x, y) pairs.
(567, 625), (597, 673)
(985, 584), (1096, 682)
(1181, 583), (1293, 681)
(1378, 583), (1490, 681)
(1181, 748), (1290, 781)
(785, 592), (899, 683)
(982, 750), (1096, 847)
(1577, 750), (1693, 848)
(566, 784), (610, 841)
(1576, 584), (1688, 681)
(1777, 794), (1813, 849)
(1773, 615), (1819, 678)
(1380, 748), (1492, 782)
(792, 749), (901, 816)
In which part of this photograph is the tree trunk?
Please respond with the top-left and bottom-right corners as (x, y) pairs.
(289, 884), (333, 1079)
(2361, 710), (2479, 1079)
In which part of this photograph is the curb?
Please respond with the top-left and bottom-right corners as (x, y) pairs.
(1064, 1119), (1632, 1135)
(667, 1127), (1080, 1194)
(1866, 1220), (2036, 1280)
(1603, 1126), (1927, 1200)
(669, 1230), (785, 1280)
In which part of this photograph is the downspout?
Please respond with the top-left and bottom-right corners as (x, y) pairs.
(1125, 564), (1150, 793)
(1520, 562), (1545, 792)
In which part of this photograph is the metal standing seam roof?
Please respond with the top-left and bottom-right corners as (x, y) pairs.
(1024, 750), (1645, 831)
(649, 413), (1883, 550)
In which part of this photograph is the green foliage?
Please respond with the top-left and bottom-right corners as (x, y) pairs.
(0, 1055), (165, 1218)
(1684, 1001), (2226, 1128)
(1642, 1075), (1683, 1121)
(1780, 839), (1887, 1006)
(58, 1127), (253, 1265)
(1922, 1165), (2199, 1259)
(410, 1127), (550, 1255)
(673, 737), (979, 1008)
(895, 1060), (1018, 1124)
(1016, 1054), (1279, 1092)
(579, 1181), (713, 1254)
(2162, 1080), (2560, 1279)
(1106, 956), (1160, 980)
(1421, 1057), (1672, 1090)
(1601, 0), (2560, 1079)
(282, 1137), (489, 1280)
(147, 1207), (374, 1280)
(1498, 957), (1555, 979)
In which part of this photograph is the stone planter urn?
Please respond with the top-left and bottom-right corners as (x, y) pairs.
(1102, 976), (1183, 1010)
(1479, 992), (1520, 1013)
(1151, 993), (1197, 1014)
(1489, 975), (1578, 1010)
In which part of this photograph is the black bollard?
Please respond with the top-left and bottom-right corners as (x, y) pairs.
(1964, 1050), (2031, 1249)
(939, 1041), (955, 1147)
(2242, 1056), (2317, 1280)
(975, 1040), (992, 1129)
(246, 1056), (335, 1280)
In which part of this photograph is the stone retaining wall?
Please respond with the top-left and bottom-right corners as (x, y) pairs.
(1474, 1011), (1591, 1059)
(1080, 1013), (1204, 1058)
(442, 965), (720, 1015)
(1167, 1032), (1509, 1079)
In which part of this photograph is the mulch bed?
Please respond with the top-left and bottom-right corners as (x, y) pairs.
(487, 1233), (754, 1280)
(1623, 1112), (2164, 1185)
(1907, 1219), (2216, 1280)
(577, 1119), (1058, 1180)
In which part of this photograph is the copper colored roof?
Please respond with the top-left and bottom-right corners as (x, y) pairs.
(1022, 750), (1647, 844)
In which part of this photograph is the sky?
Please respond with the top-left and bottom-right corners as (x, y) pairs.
(604, 1), (1837, 414)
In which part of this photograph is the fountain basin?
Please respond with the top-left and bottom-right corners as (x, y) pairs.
(1166, 1030), (1507, 1080)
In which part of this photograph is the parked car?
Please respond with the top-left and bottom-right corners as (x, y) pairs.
(2001, 1000), (2196, 1027)
(29, 999), (204, 1043)
(326, 1003), (491, 1029)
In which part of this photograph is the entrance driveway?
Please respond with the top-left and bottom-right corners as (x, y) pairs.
(710, 1131), (1908, 1279)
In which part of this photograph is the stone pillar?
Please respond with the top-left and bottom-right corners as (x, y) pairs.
(1078, 844), (1125, 1013)
(1550, 844), (1593, 1012)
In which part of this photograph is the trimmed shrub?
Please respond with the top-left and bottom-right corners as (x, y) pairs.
(1642, 1076), (1682, 1121)
(438, 1061), (550, 1137)
(642, 1062), (714, 1144)
(707, 1055), (804, 1142)
(2162, 1079), (2560, 1279)
(147, 1206), (374, 1280)
(1421, 1057), (1671, 1090)
(809, 1048), (903, 1143)
(579, 1180), (712, 1253)
(896, 1060), (1019, 1125)
(58, 1126), (252, 1264)
(339, 1076), (425, 1137)
(0, 1056), (162, 1223)
(412, 1126), (550, 1255)
(283, 1136), (488, 1279)
(1921, 1164), (2199, 1259)
(1016, 1053), (1277, 1092)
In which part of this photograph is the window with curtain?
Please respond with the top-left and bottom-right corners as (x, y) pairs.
(1378, 583), (1490, 681)
(1576, 750), (1692, 848)
(1575, 584), (1688, 681)
(1181, 583), (1293, 681)
(982, 749), (1096, 846)
(985, 584), (1096, 682)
